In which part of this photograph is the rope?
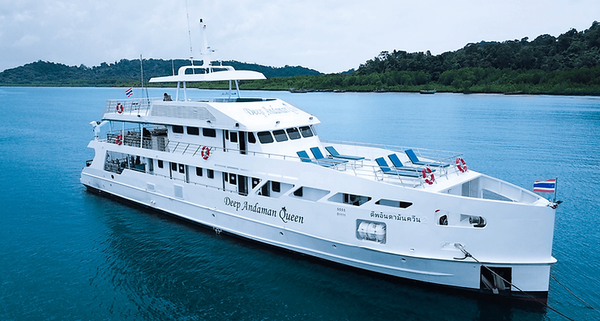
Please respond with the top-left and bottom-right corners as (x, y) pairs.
(455, 245), (575, 321)
(551, 273), (598, 311)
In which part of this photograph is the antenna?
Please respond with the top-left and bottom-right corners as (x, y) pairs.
(200, 18), (215, 68)
(140, 54), (149, 101)
(185, 0), (195, 71)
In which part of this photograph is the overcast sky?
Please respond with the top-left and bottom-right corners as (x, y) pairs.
(1, 0), (598, 74)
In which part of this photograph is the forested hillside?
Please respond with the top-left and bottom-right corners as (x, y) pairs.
(1, 21), (599, 95)
(0, 59), (320, 86)
(253, 21), (600, 95)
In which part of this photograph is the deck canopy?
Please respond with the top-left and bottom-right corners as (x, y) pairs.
(149, 65), (266, 83)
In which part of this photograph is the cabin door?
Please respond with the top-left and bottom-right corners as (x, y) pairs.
(225, 130), (239, 152)
(238, 131), (247, 155)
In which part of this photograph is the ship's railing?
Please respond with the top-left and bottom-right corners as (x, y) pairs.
(164, 140), (436, 188)
(103, 128), (169, 152)
(322, 139), (462, 167)
(103, 97), (278, 117)
(104, 98), (157, 116)
(101, 131), (461, 188)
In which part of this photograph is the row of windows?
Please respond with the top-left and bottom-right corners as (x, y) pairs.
(173, 125), (216, 137)
(151, 155), (412, 209)
(252, 126), (314, 144)
(163, 160), (216, 179)
(171, 125), (315, 145)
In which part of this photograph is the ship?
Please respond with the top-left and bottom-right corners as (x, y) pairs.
(80, 25), (557, 301)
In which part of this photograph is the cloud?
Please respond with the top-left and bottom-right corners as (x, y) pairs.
(0, 0), (599, 74)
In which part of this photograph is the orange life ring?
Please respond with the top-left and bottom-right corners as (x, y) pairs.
(201, 146), (210, 160)
(422, 167), (435, 185)
(116, 134), (123, 145)
(456, 157), (467, 173)
(116, 103), (124, 114)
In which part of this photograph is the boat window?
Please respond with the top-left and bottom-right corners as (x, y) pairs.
(173, 125), (184, 134)
(299, 126), (314, 138)
(251, 177), (261, 189)
(158, 160), (164, 168)
(203, 128), (216, 137)
(196, 167), (203, 176)
(273, 130), (288, 142)
(375, 199), (413, 209)
(289, 186), (330, 201)
(230, 132), (238, 143)
(229, 173), (237, 185)
(286, 127), (301, 140)
(257, 131), (274, 144)
(293, 187), (303, 197)
(272, 181), (281, 192)
(223, 172), (229, 183)
(171, 162), (177, 171)
(248, 132), (256, 144)
(257, 180), (293, 198)
(178, 164), (185, 173)
(207, 169), (214, 179)
(328, 192), (372, 206)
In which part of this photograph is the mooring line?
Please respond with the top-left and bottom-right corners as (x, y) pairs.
(551, 273), (598, 311)
(455, 244), (575, 321)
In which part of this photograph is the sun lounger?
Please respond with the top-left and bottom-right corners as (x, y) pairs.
(325, 146), (365, 161)
(405, 149), (449, 167)
(297, 151), (336, 167)
(310, 147), (347, 164)
(375, 157), (420, 178)
(388, 154), (433, 172)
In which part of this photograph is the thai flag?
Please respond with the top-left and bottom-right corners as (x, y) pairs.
(125, 87), (133, 97)
(534, 179), (556, 193)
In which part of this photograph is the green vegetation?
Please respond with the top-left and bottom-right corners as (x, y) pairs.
(2, 21), (599, 95)
(243, 21), (600, 95)
(0, 59), (320, 87)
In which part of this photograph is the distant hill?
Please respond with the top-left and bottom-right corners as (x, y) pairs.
(356, 21), (600, 77)
(2, 21), (600, 95)
(251, 21), (600, 95)
(0, 59), (321, 86)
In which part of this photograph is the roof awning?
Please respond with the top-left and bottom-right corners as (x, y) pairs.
(149, 70), (266, 83)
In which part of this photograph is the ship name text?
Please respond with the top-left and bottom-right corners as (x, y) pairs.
(370, 211), (422, 223)
(223, 197), (304, 224)
(243, 106), (290, 117)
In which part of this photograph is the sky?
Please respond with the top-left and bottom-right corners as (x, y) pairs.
(1, 0), (599, 74)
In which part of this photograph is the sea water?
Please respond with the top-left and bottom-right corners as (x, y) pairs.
(1, 87), (599, 320)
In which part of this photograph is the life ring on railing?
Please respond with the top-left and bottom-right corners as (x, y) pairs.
(456, 157), (467, 173)
(115, 134), (123, 145)
(422, 167), (435, 185)
(116, 103), (124, 114)
(201, 146), (211, 160)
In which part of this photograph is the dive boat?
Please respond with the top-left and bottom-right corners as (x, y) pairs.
(80, 34), (557, 302)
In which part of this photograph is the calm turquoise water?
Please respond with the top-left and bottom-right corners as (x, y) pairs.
(1, 87), (599, 320)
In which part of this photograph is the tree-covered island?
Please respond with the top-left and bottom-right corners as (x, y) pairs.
(1, 21), (599, 95)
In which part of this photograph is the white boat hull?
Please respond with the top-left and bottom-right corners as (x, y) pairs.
(81, 159), (554, 299)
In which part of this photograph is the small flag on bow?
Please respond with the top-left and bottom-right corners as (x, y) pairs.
(533, 179), (556, 193)
(125, 87), (133, 97)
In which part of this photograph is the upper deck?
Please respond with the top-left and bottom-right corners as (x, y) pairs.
(102, 97), (321, 132)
